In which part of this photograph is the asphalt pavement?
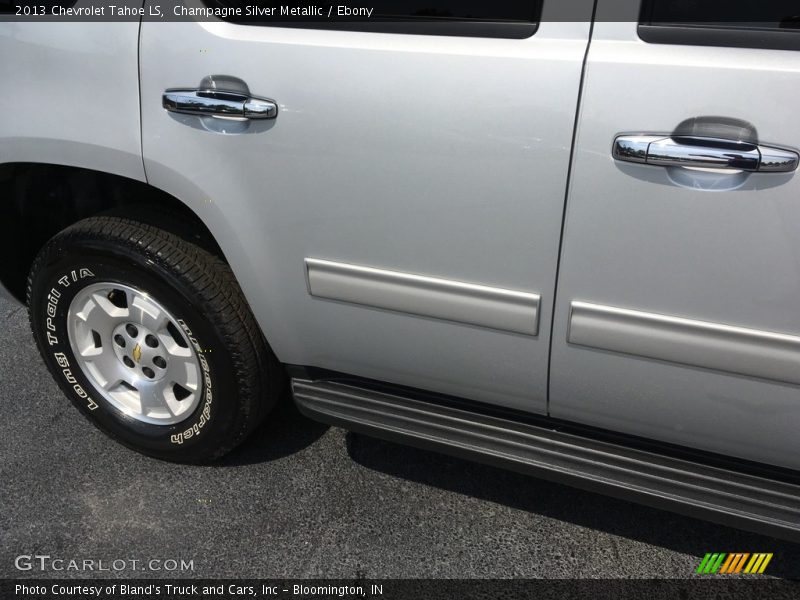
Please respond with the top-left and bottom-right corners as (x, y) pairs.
(1, 291), (799, 580)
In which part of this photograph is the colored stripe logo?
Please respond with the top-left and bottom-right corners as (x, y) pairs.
(696, 553), (773, 574)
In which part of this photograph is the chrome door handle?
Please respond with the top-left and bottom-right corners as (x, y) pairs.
(613, 135), (798, 173)
(163, 89), (277, 120)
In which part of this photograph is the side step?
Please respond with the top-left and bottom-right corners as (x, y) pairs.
(292, 378), (800, 542)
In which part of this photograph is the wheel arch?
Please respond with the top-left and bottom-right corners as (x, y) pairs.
(0, 162), (226, 304)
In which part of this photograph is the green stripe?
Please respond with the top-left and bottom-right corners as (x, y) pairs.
(697, 554), (713, 574)
(704, 553), (720, 574)
(710, 553), (727, 574)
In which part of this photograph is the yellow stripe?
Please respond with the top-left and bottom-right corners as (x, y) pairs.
(751, 554), (767, 573)
(719, 554), (736, 574)
(734, 553), (750, 573)
(744, 554), (760, 573)
(758, 554), (773, 574)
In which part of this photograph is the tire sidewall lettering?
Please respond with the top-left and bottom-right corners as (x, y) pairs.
(45, 268), (98, 411)
(170, 320), (214, 445)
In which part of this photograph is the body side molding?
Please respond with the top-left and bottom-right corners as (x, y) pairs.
(305, 258), (541, 335)
(568, 301), (800, 386)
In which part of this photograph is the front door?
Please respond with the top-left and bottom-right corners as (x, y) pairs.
(140, 2), (594, 413)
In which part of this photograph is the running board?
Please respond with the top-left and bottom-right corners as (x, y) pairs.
(292, 378), (800, 542)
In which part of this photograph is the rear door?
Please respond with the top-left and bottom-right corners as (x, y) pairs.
(140, 2), (594, 413)
(550, 1), (800, 469)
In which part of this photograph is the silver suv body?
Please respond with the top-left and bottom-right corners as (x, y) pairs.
(2, 0), (800, 540)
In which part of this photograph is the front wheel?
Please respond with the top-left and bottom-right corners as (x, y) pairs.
(27, 216), (283, 462)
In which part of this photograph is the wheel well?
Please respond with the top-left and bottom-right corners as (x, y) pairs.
(0, 163), (224, 303)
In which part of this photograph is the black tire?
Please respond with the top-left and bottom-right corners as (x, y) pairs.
(27, 215), (284, 462)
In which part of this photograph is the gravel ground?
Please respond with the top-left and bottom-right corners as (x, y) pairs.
(1, 291), (798, 580)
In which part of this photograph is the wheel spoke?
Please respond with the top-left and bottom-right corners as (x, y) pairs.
(86, 350), (125, 385)
(102, 377), (125, 392)
(71, 290), (129, 356)
(130, 294), (170, 333)
(157, 333), (192, 358)
(166, 355), (201, 392)
(137, 381), (174, 419)
(91, 290), (130, 320)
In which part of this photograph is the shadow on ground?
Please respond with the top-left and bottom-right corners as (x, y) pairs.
(216, 388), (800, 579)
(344, 430), (800, 579)
(219, 394), (330, 466)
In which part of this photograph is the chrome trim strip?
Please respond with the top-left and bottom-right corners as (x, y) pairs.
(568, 301), (800, 385)
(305, 258), (540, 335)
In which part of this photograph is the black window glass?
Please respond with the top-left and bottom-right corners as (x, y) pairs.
(202, 1), (541, 38)
(641, 0), (800, 30)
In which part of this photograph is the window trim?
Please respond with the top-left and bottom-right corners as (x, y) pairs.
(201, 1), (542, 39)
(262, 20), (539, 39)
(638, 23), (800, 51)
